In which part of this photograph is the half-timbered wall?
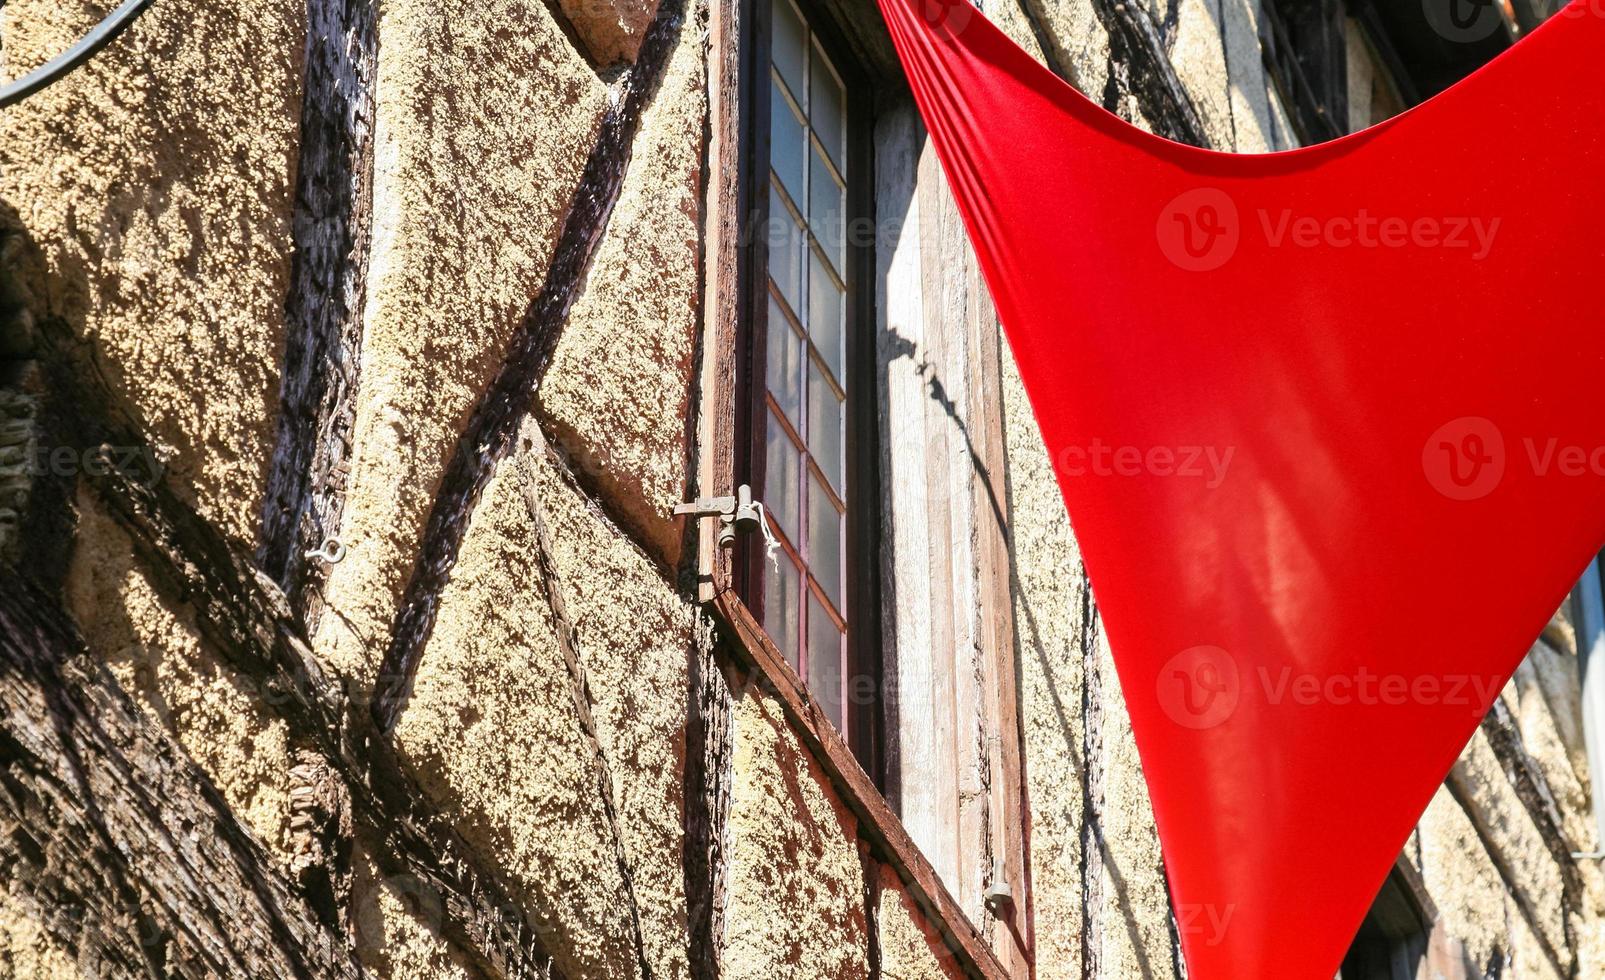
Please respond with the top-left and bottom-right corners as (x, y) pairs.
(0, 0), (1600, 977)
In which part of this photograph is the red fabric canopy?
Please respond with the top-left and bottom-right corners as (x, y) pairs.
(875, 1), (1605, 975)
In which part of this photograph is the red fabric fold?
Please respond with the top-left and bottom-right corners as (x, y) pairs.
(875, 1), (1605, 975)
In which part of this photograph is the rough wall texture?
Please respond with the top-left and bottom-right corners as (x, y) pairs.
(0, 0), (302, 543)
(0, 0), (302, 964)
(0, 0), (1599, 977)
(313, 0), (606, 685)
(558, 0), (664, 67)
(878, 863), (960, 980)
(541, 11), (706, 568)
(723, 682), (872, 978)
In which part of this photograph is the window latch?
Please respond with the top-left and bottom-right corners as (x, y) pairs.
(675, 484), (762, 549)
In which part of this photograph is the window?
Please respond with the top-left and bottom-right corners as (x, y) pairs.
(1260, 0), (1349, 143)
(1339, 867), (1432, 979)
(712, 1), (1026, 957)
(743, 0), (876, 751)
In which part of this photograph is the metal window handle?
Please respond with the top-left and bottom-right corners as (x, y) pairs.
(675, 484), (762, 549)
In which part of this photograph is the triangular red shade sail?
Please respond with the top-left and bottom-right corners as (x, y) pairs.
(874, 0), (1605, 975)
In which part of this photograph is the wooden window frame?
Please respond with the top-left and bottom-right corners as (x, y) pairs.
(694, 2), (1028, 975)
(1260, 0), (1350, 143)
(1340, 856), (1437, 980)
(734, 0), (884, 778)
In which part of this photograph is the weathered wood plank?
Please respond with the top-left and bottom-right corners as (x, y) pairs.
(258, 0), (379, 632)
(684, 611), (734, 980)
(0, 576), (366, 979)
(80, 442), (569, 980)
(875, 100), (964, 896)
(694, 0), (746, 604)
(964, 250), (1033, 973)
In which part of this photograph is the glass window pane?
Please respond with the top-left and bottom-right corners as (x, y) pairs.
(807, 594), (844, 729)
(808, 250), (844, 383)
(809, 146), (846, 274)
(765, 551), (802, 670)
(768, 183), (805, 314)
(770, 77), (806, 202)
(767, 295), (802, 422)
(808, 476), (843, 612)
(771, 0), (806, 104)
(765, 410), (801, 544)
(807, 360), (844, 493)
(810, 46), (847, 170)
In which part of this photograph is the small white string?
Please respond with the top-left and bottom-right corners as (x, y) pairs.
(752, 501), (782, 573)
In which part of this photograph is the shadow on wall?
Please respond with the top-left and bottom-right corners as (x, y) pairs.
(0, 201), (100, 589)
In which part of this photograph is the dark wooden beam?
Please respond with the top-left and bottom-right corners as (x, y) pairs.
(258, 0), (379, 630)
(0, 575), (366, 979)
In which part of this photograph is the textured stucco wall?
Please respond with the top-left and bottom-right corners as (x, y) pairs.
(0, 0), (304, 965)
(312, 0), (606, 685)
(541, 5), (706, 568)
(723, 681), (872, 977)
(0, 0), (302, 542)
(0, 0), (970, 972)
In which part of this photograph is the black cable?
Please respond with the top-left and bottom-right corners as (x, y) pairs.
(0, 0), (156, 110)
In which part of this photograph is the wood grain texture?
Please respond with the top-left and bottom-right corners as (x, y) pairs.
(684, 612), (734, 980)
(964, 251), (1033, 974)
(0, 576), (366, 979)
(259, 0), (378, 626)
(694, 0), (746, 604)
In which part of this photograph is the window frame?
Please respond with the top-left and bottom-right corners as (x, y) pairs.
(1339, 860), (1435, 980)
(694, 2), (1032, 970)
(735, 0), (883, 776)
(1259, 0), (1350, 143)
